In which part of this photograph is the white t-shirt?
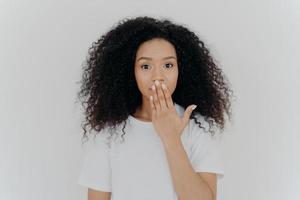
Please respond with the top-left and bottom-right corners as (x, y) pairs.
(77, 103), (224, 200)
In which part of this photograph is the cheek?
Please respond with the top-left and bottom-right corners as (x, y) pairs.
(135, 71), (149, 91)
(168, 71), (179, 93)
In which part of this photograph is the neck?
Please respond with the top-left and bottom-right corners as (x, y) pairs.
(133, 97), (153, 122)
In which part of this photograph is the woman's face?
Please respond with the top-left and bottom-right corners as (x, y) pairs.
(134, 38), (179, 102)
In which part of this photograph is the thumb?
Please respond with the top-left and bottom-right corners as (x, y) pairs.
(182, 104), (197, 125)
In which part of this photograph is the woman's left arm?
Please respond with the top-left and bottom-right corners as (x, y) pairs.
(163, 138), (216, 200)
(149, 81), (216, 200)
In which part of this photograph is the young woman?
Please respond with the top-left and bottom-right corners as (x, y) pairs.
(76, 16), (234, 200)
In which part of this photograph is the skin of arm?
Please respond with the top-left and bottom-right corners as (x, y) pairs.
(88, 188), (111, 200)
(147, 79), (217, 200)
(162, 138), (216, 200)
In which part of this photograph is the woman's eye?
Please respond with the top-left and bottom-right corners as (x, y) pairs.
(141, 64), (150, 70)
(164, 63), (173, 69)
(141, 63), (173, 70)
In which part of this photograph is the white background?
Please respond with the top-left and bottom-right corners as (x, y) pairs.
(1, 0), (299, 199)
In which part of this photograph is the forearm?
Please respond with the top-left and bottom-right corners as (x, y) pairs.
(162, 138), (213, 200)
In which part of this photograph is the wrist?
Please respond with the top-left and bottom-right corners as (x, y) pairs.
(161, 136), (182, 151)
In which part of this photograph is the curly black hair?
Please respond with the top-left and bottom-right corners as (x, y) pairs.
(76, 16), (235, 144)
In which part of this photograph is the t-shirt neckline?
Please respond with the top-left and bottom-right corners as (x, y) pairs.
(128, 114), (153, 126)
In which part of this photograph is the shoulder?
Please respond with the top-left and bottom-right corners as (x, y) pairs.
(82, 128), (113, 151)
(186, 112), (222, 149)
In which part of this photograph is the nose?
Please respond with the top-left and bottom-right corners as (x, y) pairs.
(152, 80), (164, 85)
(151, 67), (165, 84)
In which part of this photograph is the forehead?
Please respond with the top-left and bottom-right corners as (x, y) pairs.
(135, 38), (177, 60)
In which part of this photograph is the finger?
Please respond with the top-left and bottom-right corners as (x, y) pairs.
(149, 95), (156, 116)
(161, 83), (175, 110)
(151, 84), (159, 111)
(153, 81), (161, 112)
(155, 80), (167, 111)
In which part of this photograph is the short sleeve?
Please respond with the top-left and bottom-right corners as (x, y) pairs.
(77, 131), (112, 192)
(189, 118), (225, 181)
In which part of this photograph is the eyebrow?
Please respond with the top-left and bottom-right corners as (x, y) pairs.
(137, 56), (177, 62)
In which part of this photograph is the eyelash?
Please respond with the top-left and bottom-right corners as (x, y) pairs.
(141, 63), (174, 70)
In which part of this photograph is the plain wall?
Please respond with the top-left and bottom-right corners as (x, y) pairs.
(1, 0), (299, 199)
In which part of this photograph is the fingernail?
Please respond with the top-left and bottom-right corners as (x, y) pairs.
(191, 105), (197, 110)
(151, 85), (155, 90)
(155, 80), (159, 86)
(162, 83), (166, 89)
